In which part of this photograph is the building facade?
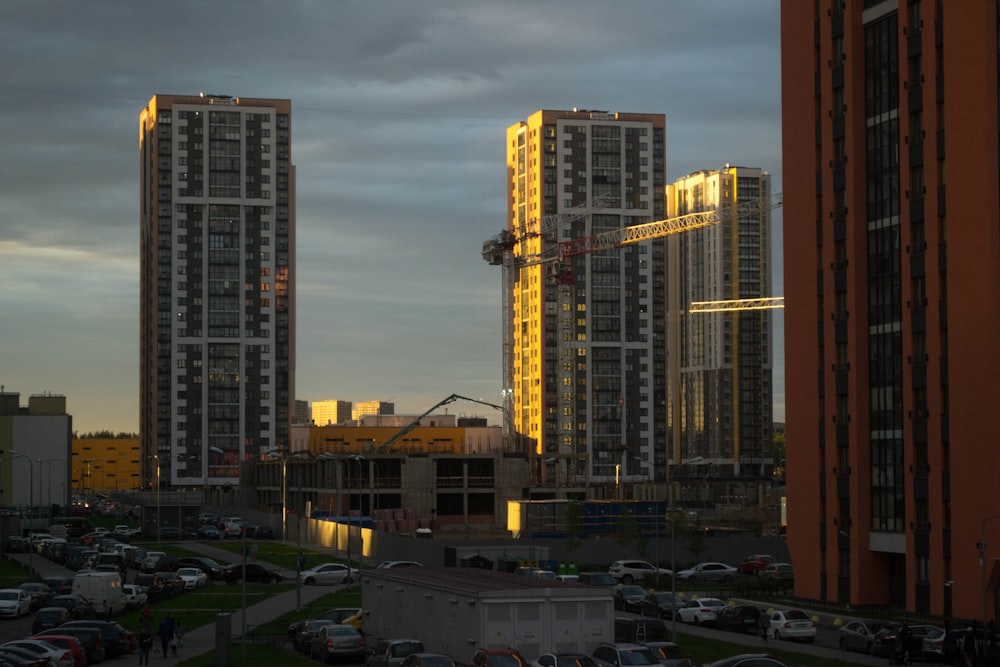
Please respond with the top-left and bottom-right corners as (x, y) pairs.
(0, 392), (72, 511)
(782, 0), (1000, 622)
(139, 94), (296, 490)
(352, 401), (394, 422)
(665, 167), (776, 482)
(72, 438), (141, 495)
(312, 399), (352, 426)
(505, 109), (667, 496)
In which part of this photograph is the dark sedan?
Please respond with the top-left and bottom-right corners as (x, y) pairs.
(17, 582), (55, 612)
(614, 585), (648, 613)
(174, 556), (226, 580)
(222, 562), (283, 584)
(714, 605), (762, 634)
(638, 591), (685, 620)
(871, 623), (939, 661)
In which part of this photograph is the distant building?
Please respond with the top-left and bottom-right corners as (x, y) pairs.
(352, 401), (394, 422)
(139, 93), (296, 489)
(312, 399), (353, 426)
(72, 438), (141, 494)
(665, 166), (775, 478)
(0, 391), (72, 510)
(293, 400), (310, 425)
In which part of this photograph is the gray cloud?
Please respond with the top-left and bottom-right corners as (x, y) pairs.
(0, 0), (783, 432)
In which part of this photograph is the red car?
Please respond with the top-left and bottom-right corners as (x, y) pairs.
(740, 554), (775, 575)
(30, 636), (87, 667)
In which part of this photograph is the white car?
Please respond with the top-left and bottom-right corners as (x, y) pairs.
(674, 562), (739, 583)
(768, 609), (817, 642)
(223, 517), (245, 539)
(176, 567), (208, 589)
(122, 584), (148, 608)
(676, 597), (727, 625)
(376, 560), (423, 569)
(608, 559), (673, 584)
(142, 551), (166, 573)
(2, 639), (75, 667)
(298, 563), (358, 585)
(0, 589), (32, 618)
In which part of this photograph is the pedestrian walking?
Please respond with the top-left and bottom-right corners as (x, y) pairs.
(140, 605), (152, 633)
(137, 629), (153, 666)
(297, 549), (306, 572)
(157, 611), (175, 658)
(756, 609), (770, 643)
(250, 540), (259, 562)
(962, 625), (977, 666)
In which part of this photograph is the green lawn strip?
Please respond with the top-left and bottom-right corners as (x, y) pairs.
(207, 541), (336, 572)
(249, 588), (362, 637)
(676, 631), (864, 667)
(177, 642), (317, 667)
(115, 583), (296, 635)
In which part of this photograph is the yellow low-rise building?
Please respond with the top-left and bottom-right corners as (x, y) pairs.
(72, 438), (140, 494)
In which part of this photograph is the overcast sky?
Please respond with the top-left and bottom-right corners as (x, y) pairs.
(0, 0), (783, 434)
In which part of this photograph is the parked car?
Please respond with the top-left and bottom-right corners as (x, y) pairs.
(401, 654), (456, 667)
(592, 643), (660, 667)
(758, 563), (794, 581)
(174, 556), (226, 580)
(376, 560), (423, 569)
(368, 639), (425, 667)
(132, 573), (167, 602)
(34, 627), (105, 666)
(298, 562), (358, 586)
(0, 589), (33, 618)
(286, 607), (361, 640)
(121, 584), (147, 609)
(197, 525), (221, 540)
(6, 537), (27, 553)
(470, 648), (529, 667)
(871, 623), (939, 661)
(674, 562), (738, 583)
(533, 654), (599, 667)
(0, 644), (51, 667)
(676, 598), (727, 625)
(222, 563), (283, 584)
(739, 554), (776, 575)
(642, 642), (694, 667)
(838, 619), (882, 654)
(702, 655), (788, 667)
(638, 591), (685, 620)
(614, 585), (648, 612)
(18, 582), (55, 611)
(921, 626), (966, 663)
(223, 518), (245, 539)
(608, 560), (672, 584)
(141, 551), (166, 573)
(26, 635), (86, 667)
(309, 624), (366, 663)
(766, 609), (817, 642)
(714, 605), (762, 633)
(577, 572), (618, 588)
(58, 620), (135, 658)
(31, 607), (71, 635)
(46, 595), (95, 620)
(41, 577), (73, 596)
(2, 639), (75, 667)
(292, 619), (338, 653)
(175, 567), (208, 589)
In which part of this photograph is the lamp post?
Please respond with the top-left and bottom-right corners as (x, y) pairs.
(981, 513), (1000, 658)
(152, 454), (161, 542)
(1, 452), (34, 571)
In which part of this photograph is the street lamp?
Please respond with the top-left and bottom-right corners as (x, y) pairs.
(1, 451), (34, 571)
(345, 454), (368, 571)
(151, 454), (161, 542)
(980, 513), (1000, 658)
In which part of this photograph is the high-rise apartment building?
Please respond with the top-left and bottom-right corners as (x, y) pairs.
(313, 400), (353, 426)
(782, 1), (1000, 622)
(505, 109), (667, 494)
(665, 167), (775, 477)
(139, 94), (295, 489)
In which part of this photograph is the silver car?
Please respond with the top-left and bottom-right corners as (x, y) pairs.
(674, 562), (738, 583)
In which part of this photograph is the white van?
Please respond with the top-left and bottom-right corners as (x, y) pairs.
(72, 571), (126, 618)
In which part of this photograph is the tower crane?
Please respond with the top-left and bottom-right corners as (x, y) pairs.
(481, 197), (617, 450)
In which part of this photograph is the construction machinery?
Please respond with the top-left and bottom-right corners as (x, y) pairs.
(377, 394), (505, 453)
